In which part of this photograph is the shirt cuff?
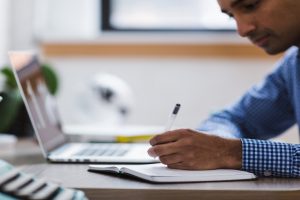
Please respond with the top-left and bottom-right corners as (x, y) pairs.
(241, 138), (299, 177)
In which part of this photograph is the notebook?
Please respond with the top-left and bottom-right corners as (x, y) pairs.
(88, 163), (257, 183)
(8, 51), (158, 164)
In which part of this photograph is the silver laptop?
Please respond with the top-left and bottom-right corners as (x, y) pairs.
(8, 51), (158, 163)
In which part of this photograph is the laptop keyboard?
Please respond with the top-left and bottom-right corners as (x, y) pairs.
(73, 144), (130, 157)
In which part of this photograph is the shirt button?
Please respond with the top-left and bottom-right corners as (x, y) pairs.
(264, 170), (272, 176)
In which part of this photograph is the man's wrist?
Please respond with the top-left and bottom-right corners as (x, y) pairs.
(222, 138), (242, 169)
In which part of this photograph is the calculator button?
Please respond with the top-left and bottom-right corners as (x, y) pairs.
(17, 178), (47, 197)
(3, 174), (33, 193)
(0, 169), (20, 186)
(53, 188), (75, 200)
(30, 183), (60, 200)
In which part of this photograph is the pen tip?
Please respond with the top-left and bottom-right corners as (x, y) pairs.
(173, 104), (181, 114)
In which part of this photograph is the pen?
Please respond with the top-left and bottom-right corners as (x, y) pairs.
(164, 103), (181, 131)
(116, 104), (181, 143)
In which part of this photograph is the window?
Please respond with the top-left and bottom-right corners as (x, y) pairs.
(101, 0), (236, 31)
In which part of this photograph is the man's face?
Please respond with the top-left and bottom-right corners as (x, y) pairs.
(218, 0), (300, 54)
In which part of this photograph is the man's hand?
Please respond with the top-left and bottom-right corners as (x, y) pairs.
(147, 129), (242, 170)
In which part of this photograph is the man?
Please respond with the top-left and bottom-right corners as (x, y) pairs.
(147, 0), (300, 177)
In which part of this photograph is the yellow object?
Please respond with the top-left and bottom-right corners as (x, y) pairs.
(116, 134), (156, 143)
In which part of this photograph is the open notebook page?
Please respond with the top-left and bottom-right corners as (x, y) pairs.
(89, 163), (256, 183)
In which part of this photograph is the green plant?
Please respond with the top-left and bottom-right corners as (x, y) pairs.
(0, 63), (59, 135)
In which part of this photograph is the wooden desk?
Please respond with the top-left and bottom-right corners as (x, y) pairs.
(1, 139), (300, 200)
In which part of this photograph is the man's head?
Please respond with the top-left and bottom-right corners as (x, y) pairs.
(217, 0), (300, 55)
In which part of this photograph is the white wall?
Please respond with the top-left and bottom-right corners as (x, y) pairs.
(34, 0), (100, 40)
(9, 0), (36, 50)
(0, 0), (10, 65)
(50, 57), (274, 126)
(7, 0), (100, 50)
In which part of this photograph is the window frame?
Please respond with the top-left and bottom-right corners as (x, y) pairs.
(101, 0), (235, 32)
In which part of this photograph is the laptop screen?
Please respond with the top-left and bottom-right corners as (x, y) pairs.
(9, 52), (66, 155)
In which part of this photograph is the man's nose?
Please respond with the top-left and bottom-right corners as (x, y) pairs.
(235, 17), (256, 37)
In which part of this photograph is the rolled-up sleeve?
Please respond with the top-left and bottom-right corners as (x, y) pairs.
(198, 60), (295, 139)
(198, 48), (299, 139)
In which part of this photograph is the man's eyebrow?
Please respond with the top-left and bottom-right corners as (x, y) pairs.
(231, 0), (244, 8)
(221, 0), (244, 14)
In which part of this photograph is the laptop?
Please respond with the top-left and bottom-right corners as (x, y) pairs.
(8, 51), (158, 163)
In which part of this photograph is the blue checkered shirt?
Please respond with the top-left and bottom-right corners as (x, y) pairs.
(198, 47), (300, 177)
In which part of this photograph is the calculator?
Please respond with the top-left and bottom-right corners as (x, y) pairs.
(0, 160), (88, 200)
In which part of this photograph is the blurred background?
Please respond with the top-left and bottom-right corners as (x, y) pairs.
(0, 0), (297, 142)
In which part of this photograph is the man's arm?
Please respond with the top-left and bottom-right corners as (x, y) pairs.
(198, 49), (298, 140)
